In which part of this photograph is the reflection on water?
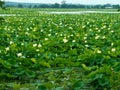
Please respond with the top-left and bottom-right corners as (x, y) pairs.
(0, 11), (120, 16)
(48, 11), (120, 14)
(0, 14), (17, 16)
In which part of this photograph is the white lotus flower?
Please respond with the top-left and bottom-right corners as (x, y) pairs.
(111, 48), (116, 52)
(103, 25), (106, 28)
(36, 49), (39, 52)
(49, 29), (52, 32)
(16, 35), (19, 37)
(95, 35), (100, 39)
(33, 44), (37, 47)
(98, 30), (101, 32)
(41, 29), (43, 32)
(26, 28), (30, 31)
(60, 34), (63, 36)
(82, 26), (85, 28)
(69, 27), (73, 29)
(85, 45), (89, 47)
(84, 40), (87, 43)
(25, 32), (29, 35)
(48, 34), (51, 36)
(72, 40), (76, 42)
(10, 41), (13, 45)
(38, 44), (42, 48)
(55, 33), (58, 35)
(45, 38), (48, 41)
(97, 50), (101, 54)
(71, 34), (73, 37)
(63, 38), (68, 43)
(108, 28), (111, 30)
(5, 47), (10, 51)
(21, 43), (24, 46)
(111, 43), (114, 46)
(17, 53), (22, 57)
(96, 28), (98, 30)
(84, 37), (87, 40)
(102, 36), (106, 39)
(89, 29), (92, 31)
(111, 30), (114, 33)
(85, 34), (88, 36)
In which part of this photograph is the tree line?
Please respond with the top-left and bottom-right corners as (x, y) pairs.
(6, 3), (120, 9)
(0, 0), (120, 9)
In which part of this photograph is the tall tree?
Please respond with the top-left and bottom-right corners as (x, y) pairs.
(52, 3), (60, 8)
(18, 4), (23, 8)
(61, 0), (66, 5)
(0, 0), (5, 8)
(61, 0), (67, 8)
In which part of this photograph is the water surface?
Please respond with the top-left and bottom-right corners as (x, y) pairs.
(46, 11), (120, 14)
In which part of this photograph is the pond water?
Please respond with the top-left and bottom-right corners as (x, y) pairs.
(47, 11), (120, 14)
(0, 11), (120, 16)
(0, 14), (18, 16)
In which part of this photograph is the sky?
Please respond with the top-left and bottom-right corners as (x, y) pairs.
(4, 0), (120, 5)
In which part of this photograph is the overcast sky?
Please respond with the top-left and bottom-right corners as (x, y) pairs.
(5, 0), (120, 4)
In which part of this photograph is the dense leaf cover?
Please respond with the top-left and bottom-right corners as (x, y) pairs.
(0, 9), (120, 89)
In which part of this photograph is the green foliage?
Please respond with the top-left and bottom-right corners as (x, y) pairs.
(0, 0), (5, 8)
(118, 8), (120, 11)
(0, 8), (120, 89)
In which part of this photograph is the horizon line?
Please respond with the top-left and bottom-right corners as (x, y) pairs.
(5, 1), (120, 5)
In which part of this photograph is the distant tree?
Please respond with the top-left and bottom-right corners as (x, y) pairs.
(38, 4), (50, 8)
(94, 5), (102, 9)
(28, 5), (32, 8)
(52, 3), (60, 8)
(0, 0), (5, 9)
(112, 4), (120, 9)
(61, 0), (67, 8)
(33, 5), (38, 8)
(61, 0), (66, 4)
(104, 4), (113, 9)
(18, 4), (23, 8)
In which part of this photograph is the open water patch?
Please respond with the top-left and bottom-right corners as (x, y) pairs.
(0, 14), (20, 16)
(45, 11), (120, 14)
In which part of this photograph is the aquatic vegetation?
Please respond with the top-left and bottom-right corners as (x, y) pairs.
(0, 8), (120, 89)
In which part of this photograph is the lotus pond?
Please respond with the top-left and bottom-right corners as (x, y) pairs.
(0, 8), (120, 89)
